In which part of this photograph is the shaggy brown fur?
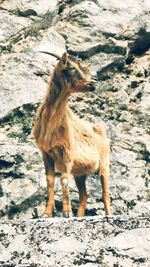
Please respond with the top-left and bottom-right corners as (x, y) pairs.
(33, 52), (111, 217)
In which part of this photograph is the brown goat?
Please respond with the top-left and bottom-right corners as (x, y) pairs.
(33, 52), (111, 217)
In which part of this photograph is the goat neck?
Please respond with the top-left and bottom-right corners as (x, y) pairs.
(33, 68), (70, 149)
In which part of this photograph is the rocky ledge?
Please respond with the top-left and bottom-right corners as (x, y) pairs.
(0, 0), (150, 265)
(0, 215), (150, 267)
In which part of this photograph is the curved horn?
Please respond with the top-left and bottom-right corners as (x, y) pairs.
(38, 51), (61, 60)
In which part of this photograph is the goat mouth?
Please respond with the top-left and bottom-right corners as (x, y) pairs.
(86, 82), (96, 92)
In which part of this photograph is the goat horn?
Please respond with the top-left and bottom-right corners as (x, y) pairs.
(38, 51), (61, 60)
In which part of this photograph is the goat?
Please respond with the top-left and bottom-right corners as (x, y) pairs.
(33, 52), (111, 217)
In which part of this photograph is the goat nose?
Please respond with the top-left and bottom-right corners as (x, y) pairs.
(88, 85), (95, 92)
(87, 81), (96, 92)
(92, 74), (98, 81)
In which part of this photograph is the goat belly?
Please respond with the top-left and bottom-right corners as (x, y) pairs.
(72, 159), (99, 176)
(72, 145), (99, 175)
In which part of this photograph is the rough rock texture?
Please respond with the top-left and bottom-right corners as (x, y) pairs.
(0, 216), (150, 267)
(0, 0), (150, 265)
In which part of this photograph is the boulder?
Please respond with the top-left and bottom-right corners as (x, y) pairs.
(1, 0), (57, 16)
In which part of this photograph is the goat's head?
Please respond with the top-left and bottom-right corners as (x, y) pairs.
(39, 51), (96, 93)
(57, 52), (96, 93)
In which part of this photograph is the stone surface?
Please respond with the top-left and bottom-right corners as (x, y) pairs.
(0, 0), (150, 265)
(0, 216), (150, 267)
(0, 52), (47, 118)
(0, 0), (149, 218)
(1, 0), (57, 16)
(0, 10), (31, 44)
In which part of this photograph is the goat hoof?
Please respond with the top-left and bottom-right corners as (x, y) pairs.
(63, 211), (73, 218)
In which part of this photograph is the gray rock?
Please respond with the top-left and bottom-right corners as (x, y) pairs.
(0, 52), (47, 119)
(138, 82), (150, 115)
(56, 1), (128, 58)
(97, 56), (125, 81)
(1, 0), (57, 16)
(0, 216), (150, 266)
(108, 228), (150, 258)
(0, 10), (31, 45)
(0, 143), (45, 220)
(36, 27), (66, 56)
(0, 2), (150, 264)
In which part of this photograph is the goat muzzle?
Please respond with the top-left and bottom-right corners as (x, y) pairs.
(86, 80), (96, 92)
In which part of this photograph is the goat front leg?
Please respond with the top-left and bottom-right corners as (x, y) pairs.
(42, 151), (55, 218)
(61, 160), (73, 218)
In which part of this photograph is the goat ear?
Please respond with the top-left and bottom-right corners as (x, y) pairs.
(60, 52), (68, 66)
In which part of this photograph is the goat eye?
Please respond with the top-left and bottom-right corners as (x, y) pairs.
(69, 66), (76, 72)
(62, 70), (73, 83)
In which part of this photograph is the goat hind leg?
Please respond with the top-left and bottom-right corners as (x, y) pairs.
(99, 162), (111, 215)
(75, 175), (87, 217)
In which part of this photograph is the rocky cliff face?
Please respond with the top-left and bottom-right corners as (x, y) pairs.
(0, 0), (150, 266)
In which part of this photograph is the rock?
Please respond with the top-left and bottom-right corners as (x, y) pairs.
(129, 201), (150, 216)
(129, 31), (150, 56)
(0, 52), (47, 119)
(97, 56), (125, 81)
(138, 82), (150, 115)
(0, 143), (46, 220)
(0, 216), (150, 266)
(56, 1), (128, 59)
(0, 0), (150, 265)
(0, 0), (150, 261)
(0, 9), (31, 46)
(108, 228), (150, 258)
(1, 0), (57, 16)
(17, 8), (38, 17)
(36, 27), (66, 57)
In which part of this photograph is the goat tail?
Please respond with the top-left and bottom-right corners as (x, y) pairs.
(93, 125), (107, 138)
